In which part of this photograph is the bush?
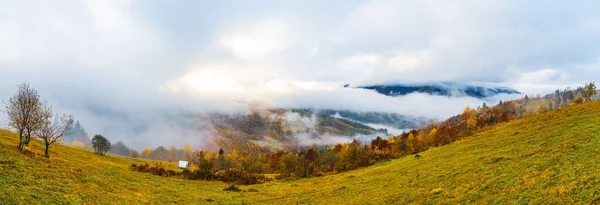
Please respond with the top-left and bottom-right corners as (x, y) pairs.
(574, 96), (584, 104)
(214, 168), (271, 185)
(131, 163), (180, 177)
(186, 169), (213, 180)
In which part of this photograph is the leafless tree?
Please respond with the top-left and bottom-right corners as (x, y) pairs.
(24, 101), (47, 146)
(36, 106), (74, 157)
(4, 83), (46, 151)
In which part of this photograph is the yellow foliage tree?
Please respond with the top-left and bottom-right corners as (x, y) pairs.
(230, 148), (238, 161)
(183, 144), (193, 159)
(462, 106), (477, 134)
(168, 146), (177, 161)
(416, 130), (425, 151)
(387, 136), (395, 144)
(407, 133), (415, 153)
(143, 147), (152, 159)
(427, 128), (438, 146)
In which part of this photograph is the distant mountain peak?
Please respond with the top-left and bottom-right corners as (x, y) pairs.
(352, 82), (520, 99)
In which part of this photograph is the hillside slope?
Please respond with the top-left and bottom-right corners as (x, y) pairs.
(1, 101), (600, 204)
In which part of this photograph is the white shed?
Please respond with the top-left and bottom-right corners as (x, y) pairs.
(178, 160), (190, 169)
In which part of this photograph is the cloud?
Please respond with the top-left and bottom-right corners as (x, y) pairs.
(2, 0), (600, 149)
(0, 0), (163, 68)
(218, 18), (297, 60)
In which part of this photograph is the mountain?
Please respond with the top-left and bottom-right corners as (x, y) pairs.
(320, 109), (431, 134)
(101, 108), (393, 158)
(356, 82), (521, 98)
(205, 108), (387, 154)
(2, 101), (599, 204)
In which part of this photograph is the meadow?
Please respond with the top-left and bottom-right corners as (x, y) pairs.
(1, 101), (600, 204)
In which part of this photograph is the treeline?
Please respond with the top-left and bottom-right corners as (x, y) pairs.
(135, 83), (596, 184)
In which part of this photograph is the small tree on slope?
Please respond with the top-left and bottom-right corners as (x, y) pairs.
(92, 134), (112, 156)
(36, 106), (74, 157)
(4, 83), (46, 151)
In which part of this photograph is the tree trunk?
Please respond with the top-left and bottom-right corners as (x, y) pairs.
(24, 130), (31, 145)
(45, 143), (50, 157)
(18, 131), (24, 151)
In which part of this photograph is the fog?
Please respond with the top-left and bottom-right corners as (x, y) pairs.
(2, 0), (599, 149)
(0, 79), (519, 150)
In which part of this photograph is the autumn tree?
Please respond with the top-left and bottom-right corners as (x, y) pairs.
(461, 106), (477, 135)
(92, 134), (112, 156)
(131, 150), (140, 158)
(298, 148), (319, 177)
(266, 151), (285, 173)
(406, 133), (415, 153)
(4, 83), (47, 151)
(370, 136), (389, 150)
(319, 150), (337, 171)
(229, 149), (241, 168)
(278, 153), (298, 178)
(427, 128), (438, 147)
(415, 129), (426, 152)
(35, 107), (74, 157)
(184, 144), (193, 160)
(143, 147), (152, 159)
(168, 147), (178, 161)
(582, 82), (597, 101)
(195, 151), (214, 179)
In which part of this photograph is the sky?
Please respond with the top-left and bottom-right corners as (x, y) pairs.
(1, 0), (600, 149)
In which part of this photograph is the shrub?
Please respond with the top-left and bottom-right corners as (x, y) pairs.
(131, 163), (180, 177)
(186, 169), (213, 180)
(214, 168), (271, 185)
(574, 96), (584, 104)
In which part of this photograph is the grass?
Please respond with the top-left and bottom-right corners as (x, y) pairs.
(1, 101), (600, 204)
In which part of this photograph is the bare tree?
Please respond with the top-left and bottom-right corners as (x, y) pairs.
(36, 106), (74, 157)
(4, 83), (46, 151)
(24, 100), (47, 146)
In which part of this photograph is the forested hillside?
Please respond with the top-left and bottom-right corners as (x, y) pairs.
(2, 100), (600, 204)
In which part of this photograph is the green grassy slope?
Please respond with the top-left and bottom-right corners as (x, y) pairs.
(2, 101), (600, 204)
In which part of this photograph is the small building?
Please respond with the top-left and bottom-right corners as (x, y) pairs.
(178, 160), (190, 169)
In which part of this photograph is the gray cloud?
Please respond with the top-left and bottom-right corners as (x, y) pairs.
(1, 0), (599, 149)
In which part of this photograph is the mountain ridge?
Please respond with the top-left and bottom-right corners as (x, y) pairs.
(354, 82), (521, 98)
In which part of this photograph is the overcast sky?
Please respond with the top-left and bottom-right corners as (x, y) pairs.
(1, 0), (599, 149)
